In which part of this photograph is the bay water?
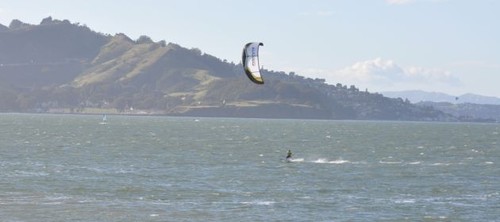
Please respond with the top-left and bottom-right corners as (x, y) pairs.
(0, 114), (498, 221)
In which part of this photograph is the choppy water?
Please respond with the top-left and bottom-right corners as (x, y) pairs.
(0, 113), (498, 221)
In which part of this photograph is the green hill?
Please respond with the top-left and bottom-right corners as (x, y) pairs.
(0, 17), (455, 121)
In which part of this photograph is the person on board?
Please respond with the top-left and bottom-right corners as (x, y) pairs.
(286, 150), (293, 159)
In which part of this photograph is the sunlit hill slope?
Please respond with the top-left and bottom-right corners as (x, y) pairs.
(0, 17), (453, 121)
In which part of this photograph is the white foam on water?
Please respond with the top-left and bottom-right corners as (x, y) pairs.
(431, 163), (451, 166)
(311, 158), (351, 164)
(241, 200), (275, 206)
(328, 159), (350, 164)
(424, 216), (448, 220)
(43, 195), (72, 205)
(288, 158), (304, 163)
(393, 199), (416, 204)
(313, 158), (329, 164)
(379, 161), (403, 164)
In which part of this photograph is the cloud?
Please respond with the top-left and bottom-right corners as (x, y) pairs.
(300, 58), (461, 91)
(334, 58), (406, 84)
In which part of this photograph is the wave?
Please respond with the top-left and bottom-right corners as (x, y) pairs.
(379, 161), (422, 165)
(287, 158), (304, 163)
(285, 158), (354, 164)
(376, 161), (493, 166)
(379, 160), (403, 164)
(393, 198), (416, 204)
(377, 161), (468, 166)
(241, 200), (275, 206)
(0, 192), (73, 206)
(312, 158), (350, 164)
(430, 162), (452, 166)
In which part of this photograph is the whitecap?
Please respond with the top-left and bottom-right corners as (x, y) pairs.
(431, 163), (451, 166)
(394, 199), (416, 204)
(288, 158), (304, 163)
(241, 200), (275, 206)
(14, 170), (50, 177)
(379, 161), (403, 164)
(328, 159), (350, 164)
(310, 158), (350, 164)
(313, 158), (329, 163)
(424, 216), (448, 220)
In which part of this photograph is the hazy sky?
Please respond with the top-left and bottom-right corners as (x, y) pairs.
(1, 0), (499, 97)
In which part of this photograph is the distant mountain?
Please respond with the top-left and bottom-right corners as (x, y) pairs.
(0, 24), (8, 32)
(458, 93), (500, 105)
(417, 102), (500, 122)
(0, 17), (460, 121)
(382, 90), (500, 105)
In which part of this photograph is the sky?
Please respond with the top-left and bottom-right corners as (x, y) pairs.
(1, 0), (499, 97)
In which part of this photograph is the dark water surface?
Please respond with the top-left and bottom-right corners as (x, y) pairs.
(0, 114), (498, 221)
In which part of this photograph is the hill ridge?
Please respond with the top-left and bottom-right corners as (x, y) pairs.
(0, 17), (466, 121)
(382, 90), (500, 105)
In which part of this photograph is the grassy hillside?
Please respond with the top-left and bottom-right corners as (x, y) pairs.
(0, 17), (455, 121)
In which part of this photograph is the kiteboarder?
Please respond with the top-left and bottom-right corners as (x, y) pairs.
(286, 150), (293, 160)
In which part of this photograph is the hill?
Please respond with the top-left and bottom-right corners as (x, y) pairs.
(0, 17), (457, 121)
(417, 102), (500, 123)
(382, 90), (500, 105)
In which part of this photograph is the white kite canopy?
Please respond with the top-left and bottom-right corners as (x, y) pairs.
(242, 42), (264, 84)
